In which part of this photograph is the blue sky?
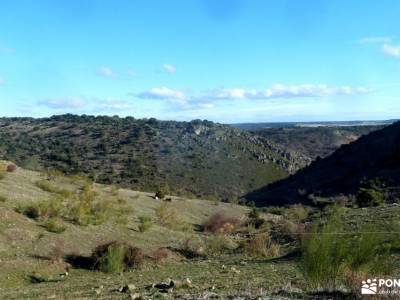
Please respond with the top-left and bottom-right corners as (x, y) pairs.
(0, 0), (400, 123)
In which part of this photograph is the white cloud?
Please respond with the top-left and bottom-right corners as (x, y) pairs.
(138, 87), (186, 100)
(96, 66), (116, 78)
(97, 98), (132, 111)
(205, 84), (370, 100)
(162, 64), (176, 74)
(39, 97), (86, 109)
(358, 36), (392, 44)
(382, 44), (400, 57)
(0, 45), (15, 54)
(0, 78), (4, 86)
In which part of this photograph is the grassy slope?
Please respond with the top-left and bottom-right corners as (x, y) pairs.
(1, 165), (400, 298)
(0, 165), (301, 299)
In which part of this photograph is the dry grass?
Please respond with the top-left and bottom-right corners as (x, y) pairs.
(244, 233), (281, 258)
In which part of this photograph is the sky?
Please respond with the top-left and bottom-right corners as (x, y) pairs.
(0, 0), (400, 123)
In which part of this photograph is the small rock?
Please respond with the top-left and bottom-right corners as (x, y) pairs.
(121, 284), (136, 293)
(230, 267), (240, 274)
(183, 278), (192, 287)
(130, 293), (141, 300)
(94, 289), (102, 295)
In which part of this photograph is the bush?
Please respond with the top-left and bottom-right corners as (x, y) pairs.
(155, 203), (191, 231)
(179, 236), (206, 259)
(6, 163), (17, 172)
(18, 198), (62, 220)
(244, 233), (280, 258)
(206, 235), (237, 256)
(152, 248), (169, 264)
(248, 207), (260, 219)
(138, 215), (152, 232)
(356, 188), (385, 207)
(203, 212), (241, 234)
(285, 204), (309, 223)
(0, 195), (6, 202)
(43, 219), (66, 233)
(124, 246), (144, 269)
(300, 207), (392, 291)
(35, 180), (72, 197)
(23, 205), (40, 219)
(96, 242), (125, 274)
(92, 241), (144, 273)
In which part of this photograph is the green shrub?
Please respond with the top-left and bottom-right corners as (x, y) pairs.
(356, 188), (385, 207)
(300, 208), (392, 291)
(98, 243), (126, 274)
(0, 195), (6, 202)
(155, 184), (170, 199)
(43, 219), (66, 233)
(248, 207), (260, 219)
(138, 215), (152, 232)
(92, 241), (144, 273)
(18, 198), (62, 220)
(35, 180), (72, 197)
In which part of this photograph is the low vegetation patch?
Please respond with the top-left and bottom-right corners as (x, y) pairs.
(300, 207), (394, 292)
(91, 241), (144, 273)
(244, 232), (281, 258)
(43, 218), (66, 233)
(155, 203), (191, 231)
(35, 180), (72, 197)
(356, 187), (385, 207)
(203, 212), (241, 234)
(152, 248), (170, 264)
(138, 215), (152, 232)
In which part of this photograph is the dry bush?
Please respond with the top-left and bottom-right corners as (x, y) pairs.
(203, 212), (241, 234)
(285, 204), (309, 223)
(152, 248), (170, 264)
(206, 234), (238, 256)
(6, 163), (17, 172)
(179, 236), (206, 259)
(244, 233), (281, 258)
(124, 245), (144, 269)
(281, 219), (306, 242)
(155, 203), (191, 231)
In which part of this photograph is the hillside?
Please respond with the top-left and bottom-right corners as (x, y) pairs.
(247, 121), (400, 206)
(1, 162), (400, 299)
(251, 125), (384, 159)
(0, 115), (310, 201)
